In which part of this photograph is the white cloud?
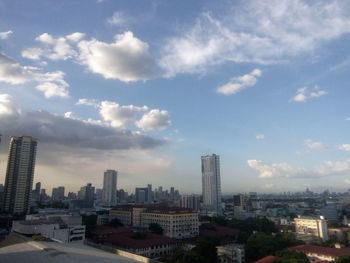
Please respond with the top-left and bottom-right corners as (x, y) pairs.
(0, 52), (70, 98)
(107, 11), (130, 27)
(160, 0), (350, 76)
(291, 86), (327, 102)
(345, 117), (350, 121)
(76, 98), (99, 107)
(99, 101), (148, 128)
(0, 30), (13, 40)
(345, 179), (350, 184)
(217, 69), (262, 95)
(0, 94), (21, 117)
(304, 139), (328, 151)
(248, 158), (350, 179)
(339, 144), (350, 151)
(0, 94), (164, 150)
(256, 134), (265, 140)
(22, 32), (84, 61)
(136, 109), (171, 131)
(78, 31), (155, 82)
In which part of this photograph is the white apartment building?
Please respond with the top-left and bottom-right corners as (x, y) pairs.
(294, 215), (329, 242)
(103, 170), (117, 206)
(201, 154), (222, 216)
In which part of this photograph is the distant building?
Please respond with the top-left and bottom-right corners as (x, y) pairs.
(180, 195), (200, 211)
(3, 136), (38, 215)
(294, 215), (329, 242)
(77, 183), (95, 208)
(135, 186), (153, 204)
(201, 154), (222, 216)
(102, 170), (117, 206)
(52, 186), (65, 201)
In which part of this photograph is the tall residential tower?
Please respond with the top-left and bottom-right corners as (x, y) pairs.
(201, 154), (222, 216)
(3, 136), (38, 215)
(102, 170), (117, 206)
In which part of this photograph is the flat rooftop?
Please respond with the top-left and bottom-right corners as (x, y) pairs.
(0, 241), (139, 263)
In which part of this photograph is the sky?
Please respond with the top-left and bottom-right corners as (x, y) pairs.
(0, 0), (350, 195)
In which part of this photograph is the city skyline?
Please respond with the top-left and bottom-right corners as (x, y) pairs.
(1, 0), (350, 194)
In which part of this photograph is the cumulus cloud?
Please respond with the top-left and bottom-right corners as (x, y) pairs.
(136, 109), (171, 131)
(248, 158), (350, 179)
(0, 30), (13, 40)
(78, 31), (155, 82)
(22, 32), (85, 61)
(339, 144), (350, 151)
(0, 52), (70, 98)
(217, 69), (262, 95)
(99, 101), (148, 128)
(304, 139), (328, 151)
(0, 94), (164, 150)
(291, 86), (327, 102)
(76, 98), (171, 131)
(256, 134), (265, 140)
(160, 0), (350, 76)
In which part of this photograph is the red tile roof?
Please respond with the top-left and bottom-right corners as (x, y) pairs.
(92, 226), (131, 235)
(254, 255), (281, 263)
(289, 245), (350, 258)
(105, 232), (177, 249)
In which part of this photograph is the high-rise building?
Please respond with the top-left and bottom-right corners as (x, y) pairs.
(78, 183), (95, 208)
(35, 182), (41, 194)
(3, 136), (38, 215)
(201, 154), (222, 216)
(102, 170), (117, 206)
(181, 195), (200, 211)
(52, 186), (65, 201)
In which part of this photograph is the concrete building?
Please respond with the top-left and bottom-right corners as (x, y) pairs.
(103, 170), (117, 206)
(294, 215), (329, 242)
(201, 154), (222, 216)
(52, 186), (65, 201)
(3, 136), (38, 215)
(290, 244), (350, 262)
(135, 186), (152, 204)
(78, 183), (95, 208)
(180, 195), (200, 211)
(12, 213), (85, 243)
(109, 206), (199, 239)
(217, 244), (245, 263)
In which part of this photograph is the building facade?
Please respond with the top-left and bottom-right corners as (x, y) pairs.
(294, 215), (329, 242)
(201, 154), (222, 216)
(3, 136), (38, 215)
(103, 170), (117, 206)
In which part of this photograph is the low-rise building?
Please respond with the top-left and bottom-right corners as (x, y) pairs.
(109, 205), (199, 239)
(217, 244), (245, 263)
(289, 244), (350, 262)
(12, 213), (85, 243)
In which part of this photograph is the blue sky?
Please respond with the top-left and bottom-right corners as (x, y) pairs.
(0, 0), (350, 194)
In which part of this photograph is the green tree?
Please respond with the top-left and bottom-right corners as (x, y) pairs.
(276, 250), (308, 263)
(148, 223), (164, 235)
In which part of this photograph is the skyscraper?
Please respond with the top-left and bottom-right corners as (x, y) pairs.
(201, 154), (222, 216)
(3, 136), (38, 215)
(78, 183), (95, 208)
(102, 170), (117, 206)
(52, 186), (65, 201)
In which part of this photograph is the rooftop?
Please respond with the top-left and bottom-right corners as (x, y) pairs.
(105, 232), (177, 249)
(0, 241), (139, 263)
(254, 256), (281, 263)
(289, 245), (350, 258)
